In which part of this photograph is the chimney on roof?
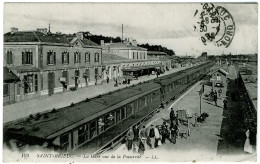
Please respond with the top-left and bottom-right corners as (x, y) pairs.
(76, 32), (84, 40)
(48, 23), (51, 33)
(132, 39), (137, 46)
(10, 27), (18, 34)
(100, 40), (105, 46)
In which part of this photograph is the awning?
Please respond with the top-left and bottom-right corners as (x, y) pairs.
(4, 67), (20, 83)
(122, 64), (163, 72)
(9, 65), (40, 73)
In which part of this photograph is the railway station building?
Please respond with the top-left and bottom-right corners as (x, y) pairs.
(4, 28), (103, 103)
(101, 40), (173, 81)
(102, 52), (163, 81)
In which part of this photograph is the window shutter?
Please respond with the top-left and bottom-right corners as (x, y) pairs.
(22, 52), (25, 64)
(62, 53), (64, 64)
(30, 52), (33, 64)
(79, 53), (81, 63)
(6, 52), (9, 64)
(68, 53), (70, 64)
(74, 53), (76, 63)
(47, 52), (50, 65)
(11, 52), (13, 64)
(54, 52), (56, 64)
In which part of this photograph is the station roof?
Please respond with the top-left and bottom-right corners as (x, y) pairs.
(5, 81), (161, 140)
(4, 31), (99, 47)
(103, 43), (147, 51)
(3, 67), (20, 83)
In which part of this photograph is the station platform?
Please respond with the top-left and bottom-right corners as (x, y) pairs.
(105, 69), (256, 162)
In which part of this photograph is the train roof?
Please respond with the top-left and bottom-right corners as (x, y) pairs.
(155, 64), (205, 86)
(5, 81), (160, 140)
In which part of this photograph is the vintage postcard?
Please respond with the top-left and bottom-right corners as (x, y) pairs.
(2, 1), (258, 162)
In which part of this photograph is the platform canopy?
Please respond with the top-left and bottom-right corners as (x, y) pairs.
(122, 64), (163, 72)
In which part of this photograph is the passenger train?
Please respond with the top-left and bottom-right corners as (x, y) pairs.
(4, 62), (214, 154)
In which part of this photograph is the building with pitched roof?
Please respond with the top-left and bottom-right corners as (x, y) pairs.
(4, 28), (103, 103)
(101, 40), (170, 81)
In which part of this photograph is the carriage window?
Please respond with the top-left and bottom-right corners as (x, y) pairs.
(105, 112), (115, 129)
(78, 126), (86, 145)
(60, 133), (69, 150)
(121, 107), (126, 120)
(98, 117), (105, 134)
(139, 97), (146, 109)
(126, 103), (134, 118)
(116, 109), (121, 123)
(90, 121), (97, 139)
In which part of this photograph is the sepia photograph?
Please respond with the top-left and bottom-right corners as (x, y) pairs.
(2, 1), (258, 162)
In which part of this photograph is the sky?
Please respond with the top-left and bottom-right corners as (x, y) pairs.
(4, 3), (258, 56)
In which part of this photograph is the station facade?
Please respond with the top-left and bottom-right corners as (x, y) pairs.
(4, 29), (103, 104)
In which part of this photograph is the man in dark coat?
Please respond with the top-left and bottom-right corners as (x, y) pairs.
(214, 91), (218, 106)
(161, 122), (169, 144)
(170, 122), (178, 144)
(170, 108), (175, 123)
(223, 99), (227, 109)
(126, 127), (134, 150)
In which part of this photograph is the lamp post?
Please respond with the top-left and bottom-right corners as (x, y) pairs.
(199, 86), (203, 115)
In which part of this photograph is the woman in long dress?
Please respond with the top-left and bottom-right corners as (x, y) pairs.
(244, 129), (253, 154)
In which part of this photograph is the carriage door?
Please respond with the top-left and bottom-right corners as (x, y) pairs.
(48, 72), (55, 95)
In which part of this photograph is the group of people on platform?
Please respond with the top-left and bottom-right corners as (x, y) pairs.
(209, 87), (223, 106)
(125, 108), (180, 155)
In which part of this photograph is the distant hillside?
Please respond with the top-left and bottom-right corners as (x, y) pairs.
(137, 43), (175, 56)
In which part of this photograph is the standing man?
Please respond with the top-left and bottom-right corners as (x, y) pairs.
(223, 99), (227, 109)
(210, 88), (214, 101)
(161, 122), (169, 144)
(133, 125), (139, 152)
(126, 127), (134, 151)
(106, 76), (109, 83)
(170, 108), (175, 123)
(139, 126), (147, 150)
(149, 125), (156, 149)
(218, 88), (222, 98)
(214, 90), (218, 99)
(170, 121), (178, 144)
(214, 91), (218, 106)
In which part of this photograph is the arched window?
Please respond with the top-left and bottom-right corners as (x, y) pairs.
(85, 52), (90, 63)
(47, 50), (56, 65)
(6, 50), (13, 64)
(22, 50), (33, 65)
(62, 51), (69, 64)
(74, 51), (81, 63)
(94, 52), (99, 62)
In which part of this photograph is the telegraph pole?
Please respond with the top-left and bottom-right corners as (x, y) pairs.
(122, 24), (123, 42)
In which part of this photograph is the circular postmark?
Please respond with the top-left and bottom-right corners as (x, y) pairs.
(194, 3), (235, 48)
